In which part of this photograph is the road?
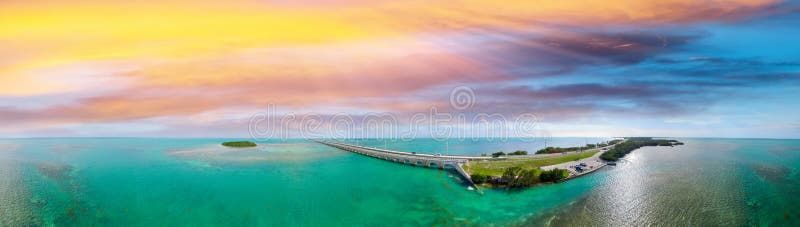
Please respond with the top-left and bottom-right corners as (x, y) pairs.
(540, 147), (607, 178)
(539, 140), (624, 178)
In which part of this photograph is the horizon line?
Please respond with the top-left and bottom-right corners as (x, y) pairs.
(1, 136), (798, 140)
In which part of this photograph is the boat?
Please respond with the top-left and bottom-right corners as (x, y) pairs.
(607, 162), (617, 166)
(467, 186), (475, 191)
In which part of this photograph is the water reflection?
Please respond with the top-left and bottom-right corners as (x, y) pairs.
(530, 140), (800, 226)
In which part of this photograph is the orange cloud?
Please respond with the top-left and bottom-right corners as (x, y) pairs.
(0, 38), (504, 127)
(0, 0), (786, 131)
(0, 0), (779, 73)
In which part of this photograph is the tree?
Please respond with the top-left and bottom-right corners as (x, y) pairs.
(510, 169), (541, 187)
(222, 141), (257, 147)
(536, 147), (559, 154)
(509, 150), (528, 155)
(600, 138), (683, 161)
(540, 168), (569, 182)
(491, 151), (506, 157)
(470, 173), (489, 184)
(502, 166), (523, 183)
(600, 151), (618, 161)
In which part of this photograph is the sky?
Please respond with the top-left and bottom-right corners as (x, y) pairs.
(1, 0), (799, 139)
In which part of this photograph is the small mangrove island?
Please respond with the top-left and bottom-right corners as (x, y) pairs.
(221, 141), (257, 148)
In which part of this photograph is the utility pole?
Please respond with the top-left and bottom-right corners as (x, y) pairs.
(584, 137), (588, 152)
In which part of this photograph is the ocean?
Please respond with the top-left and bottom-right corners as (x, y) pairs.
(1, 138), (798, 226)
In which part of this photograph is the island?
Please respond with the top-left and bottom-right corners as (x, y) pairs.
(314, 138), (681, 190)
(600, 137), (683, 161)
(466, 150), (592, 187)
(535, 139), (623, 154)
(221, 141), (257, 148)
(465, 137), (682, 188)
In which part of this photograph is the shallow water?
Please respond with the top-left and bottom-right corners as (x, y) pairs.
(531, 139), (800, 226)
(0, 138), (797, 226)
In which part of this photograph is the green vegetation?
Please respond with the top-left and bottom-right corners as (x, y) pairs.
(467, 145), (604, 187)
(535, 139), (621, 154)
(600, 138), (682, 161)
(465, 138), (681, 188)
(464, 150), (598, 176)
(539, 168), (569, 182)
(221, 141), (257, 148)
(505, 167), (542, 187)
(494, 167), (566, 188)
(536, 146), (582, 154)
(502, 167), (524, 182)
(487, 150), (527, 157)
(470, 173), (490, 184)
(596, 139), (623, 148)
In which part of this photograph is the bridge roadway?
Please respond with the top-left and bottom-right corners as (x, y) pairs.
(313, 140), (500, 186)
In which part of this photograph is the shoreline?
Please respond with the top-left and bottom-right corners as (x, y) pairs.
(470, 138), (685, 189)
(468, 151), (610, 188)
(540, 148), (609, 180)
(464, 141), (623, 188)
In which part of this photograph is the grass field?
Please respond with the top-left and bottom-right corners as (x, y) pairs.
(464, 151), (598, 176)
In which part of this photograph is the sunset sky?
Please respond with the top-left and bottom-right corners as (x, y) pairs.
(1, 0), (799, 138)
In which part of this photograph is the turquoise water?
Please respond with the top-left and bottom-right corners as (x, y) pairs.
(1, 138), (798, 226)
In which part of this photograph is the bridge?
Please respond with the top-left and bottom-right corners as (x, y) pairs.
(313, 140), (500, 186)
